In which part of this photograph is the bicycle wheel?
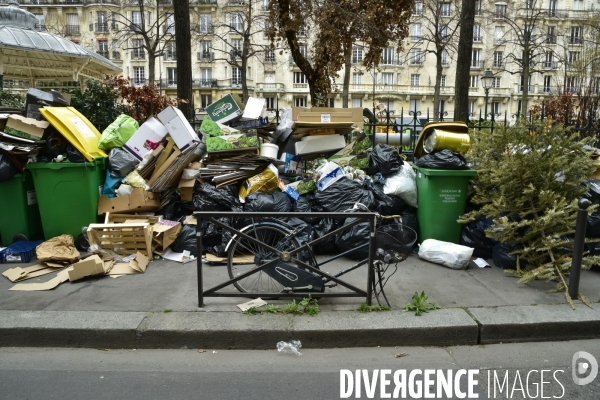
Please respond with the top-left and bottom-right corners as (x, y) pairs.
(227, 223), (300, 294)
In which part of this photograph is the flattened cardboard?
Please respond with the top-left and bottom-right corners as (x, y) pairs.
(296, 112), (353, 123)
(179, 179), (196, 201)
(97, 188), (161, 215)
(2, 264), (65, 282)
(147, 147), (181, 186)
(105, 252), (149, 275)
(124, 117), (168, 160)
(9, 269), (70, 291)
(68, 255), (105, 282)
(152, 220), (181, 253)
(6, 114), (49, 139)
(157, 106), (200, 151)
(294, 134), (346, 155)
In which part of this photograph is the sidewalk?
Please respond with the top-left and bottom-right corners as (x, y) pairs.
(1, 254), (599, 349)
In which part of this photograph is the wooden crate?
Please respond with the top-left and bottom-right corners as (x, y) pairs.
(104, 213), (161, 225)
(87, 223), (152, 257)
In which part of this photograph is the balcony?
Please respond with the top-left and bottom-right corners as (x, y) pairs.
(230, 50), (242, 61)
(82, 0), (120, 5)
(493, 12), (507, 20)
(131, 51), (146, 60)
(411, 36), (422, 42)
(65, 25), (80, 35)
(261, 4), (269, 11)
(90, 23), (109, 33)
(97, 50), (109, 58)
(492, 62), (503, 69)
(292, 83), (309, 90)
(163, 26), (175, 35)
(470, 60), (483, 69)
(192, 0), (217, 4)
(226, 0), (246, 4)
(542, 86), (557, 94)
(196, 25), (214, 34)
(494, 38), (505, 45)
(518, 85), (534, 93)
(112, 51), (120, 60)
(132, 78), (148, 87)
(192, 79), (218, 88)
(197, 52), (214, 62)
(409, 60), (423, 66)
(473, 35), (483, 43)
(34, 23), (46, 31)
(164, 52), (177, 62)
(546, 35), (557, 44)
(256, 82), (285, 92)
(159, 79), (178, 88)
(544, 61), (558, 69)
(569, 37), (582, 45)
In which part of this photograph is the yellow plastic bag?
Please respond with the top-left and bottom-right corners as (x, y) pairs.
(238, 164), (279, 203)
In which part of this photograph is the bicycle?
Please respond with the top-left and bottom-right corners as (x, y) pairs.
(224, 203), (417, 306)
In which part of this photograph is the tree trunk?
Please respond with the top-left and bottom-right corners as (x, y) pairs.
(174, 0), (193, 119)
(342, 45), (351, 108)
(241, 2), (252, 103)
(433, 49), (443, 122)
(453, 0), (475, 121)
(147, 46), (156, 86)
(521, 46), (530, 118)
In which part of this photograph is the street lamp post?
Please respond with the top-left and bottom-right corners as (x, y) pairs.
(481, 69), (495, 120)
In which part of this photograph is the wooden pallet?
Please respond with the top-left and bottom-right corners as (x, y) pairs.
(87, 223), (152, 257)
(104, 213), (161, 225)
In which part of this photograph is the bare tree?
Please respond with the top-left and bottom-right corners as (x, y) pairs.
(174, 0), (192, 119)
(408, 0), (461, 121)
(453, 0), (475, 121)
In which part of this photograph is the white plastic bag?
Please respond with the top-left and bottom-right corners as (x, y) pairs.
(418, 239), (474, 270)
(277, 340), (302, 356)
(383, 162), (418, 208)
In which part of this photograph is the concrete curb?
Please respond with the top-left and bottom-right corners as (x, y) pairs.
(0, 305), (599, 349)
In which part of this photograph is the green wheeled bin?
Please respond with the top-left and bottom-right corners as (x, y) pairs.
(26, 157), (105, 240)
(413, 165), (477, 244)
(0, 172), (44, 245)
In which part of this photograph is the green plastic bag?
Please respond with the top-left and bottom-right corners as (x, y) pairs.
(98, 114), (139, 151)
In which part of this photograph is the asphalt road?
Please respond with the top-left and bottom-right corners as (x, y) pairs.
(1, 340), (599, 400)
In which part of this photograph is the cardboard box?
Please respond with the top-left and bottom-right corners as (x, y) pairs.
(157, 106), (200, 151)
(292, 107), (364, 129)
(206, 131), (259, 153)
(67, 255), (105, 282)
(205, 94), (244, 124)
(97, 188), (161, 215)
(279, 152), (305, 175)
(179, 179), (196, 201)
(124, 117), (168, 160)
(152, 220), (181, 254)
(328, 134), (372, 169)
(5, 114), (49, 139)
(296, 112), (353, 124)
(242, 97), (266, 120)
(294, 134), (346, 155)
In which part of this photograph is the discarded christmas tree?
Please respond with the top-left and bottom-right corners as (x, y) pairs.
(460, 121), (600, 308)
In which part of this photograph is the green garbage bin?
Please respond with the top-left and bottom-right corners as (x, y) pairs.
(413, 165), (477, 244)
(26, 158), (105, 240)
(0, 172), (43, 245)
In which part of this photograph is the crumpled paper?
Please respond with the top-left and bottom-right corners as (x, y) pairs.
(36, 234), (80, 263)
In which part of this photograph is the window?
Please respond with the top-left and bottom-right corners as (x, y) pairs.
(382, 47), (395, 65)
(165, 41), (176, 61)
(469, 75), (479, 88)
(410, 74), (420, 86)
(492, 77), (501, 88)
(352, 73), (362, 84)
(263, 20), (272, 37)
(549, 0), (557, 15)
(475, 0), (482, 15)
(199, 41), (212, 61)
(264, 47), (276, 62)
(473, 24), (481, 42)
(411, 23), (421, 41)
(494, 27), (504, 44)
(97, 11), (107, 32)
(132, 11), (142, 27)
(543, 76), (552, 93)
(133, 67), (145, 85)
(199, 14), (212, 33)
(519, 75), (532, 92)
(112, 40), (119, 58)
(200, 95), (212, 109)
(111, 13), (118, 29)
(568, 51), (580, 66)
(493, 51), (503, 68)
(132, 39), (144, 59)
(441, 50), (449, 66)
(299, 45), (307, 59)
(545, 51), (554, 68)
(231, 39), (243, 59)
(263, 97), (274, 109)
(595, 77), (600, 95)
(200, 68), (212, 86)
(325, 98), (335, 107)
(232, 67), (241, 86)
(439, 100), (446, 114)
(264, 71), (275, 84)
(471, 50), (480, 68)
(352, 47), (363, 63)
(294, 97), (307, 107)
(440, 75), (447, 87)
(440, 2), (451, 17)
(491, 102), (500, 115)
(570, 27), (582, 45)
(97, 39), (108, 57)
(381, 73), (393, 85)
(231, 13), (243, 32)
(165, 13), (175, 34)
(409, 99), (420, 112)
(574, 0), (583, 10)
(494, 3), (507, 19)
(167, 68), (177, 86)
(414, 1), (423, 15)
(441, 25), (449, 41)
(410, 48), (422, 65)
(547, 26), (556, 44)
(469, 101), (476, 115)
(66, 13), (79, 35)
(352, 98), (362, 108)
(293, 72), (307, 84)
(565, 77), (579, 93)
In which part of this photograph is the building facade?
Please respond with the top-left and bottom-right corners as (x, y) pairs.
(6, 0), (600, 121)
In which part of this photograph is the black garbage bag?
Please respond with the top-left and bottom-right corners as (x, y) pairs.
(492, 242), (523, 270)
(370, 182), (406, 215)
(583, 180), (600, 205)
(38, 131), (68, 162)
(200, 219), (223, 248)
(170, 224), (198, 256)
(334, 214), (370, 261)
(415, 149), (469, 170)
(400, 208), (418, 240)
(281, 217), (311, 247)
(65, 144), (86, 163)
(314, 178), (376, 212)
(0, 151), (18, 182)
(245, 192), (292, 212)
(293, 194), (324, 225)
(108, 147), (138, 177)
(587, 211), (600, 237)
(193, 182), (242, 211)
(311, 218), (341, 255)
(460, 216), (497, 259)
(368, 144), (403, 176)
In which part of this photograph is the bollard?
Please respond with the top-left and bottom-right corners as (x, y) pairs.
(568, 198), (590, 300)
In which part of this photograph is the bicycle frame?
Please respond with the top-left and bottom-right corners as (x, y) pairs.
(195, 211), (378, 307)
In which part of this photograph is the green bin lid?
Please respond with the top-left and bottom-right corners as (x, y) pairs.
(413, 165), (477, 177)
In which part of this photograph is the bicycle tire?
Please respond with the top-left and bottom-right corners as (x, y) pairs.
(227, 223), (304, 296)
